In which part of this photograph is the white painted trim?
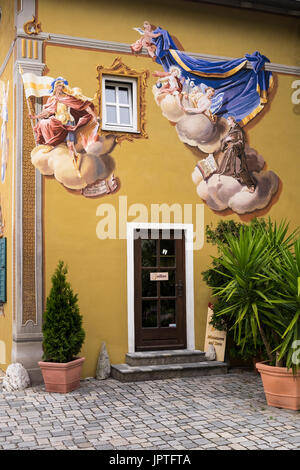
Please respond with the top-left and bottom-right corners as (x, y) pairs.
(0, 40), (16, 78)
(18, 31), (300, 77)
(126, 222), (195, 353)
(0, 30), (299, 76)
(102, 75), (138, 133)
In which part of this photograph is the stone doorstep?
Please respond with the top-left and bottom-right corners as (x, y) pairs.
(126, 349), (207, 366)
(111, 361), (228, 382)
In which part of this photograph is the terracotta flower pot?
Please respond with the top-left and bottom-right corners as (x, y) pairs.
(256, 361), (300, 411)
(38, 357), (85, 393)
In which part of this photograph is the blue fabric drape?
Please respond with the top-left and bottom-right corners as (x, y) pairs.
(152, 28), (273, 125)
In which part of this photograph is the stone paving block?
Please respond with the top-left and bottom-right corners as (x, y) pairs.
(0, 372), (299, 450)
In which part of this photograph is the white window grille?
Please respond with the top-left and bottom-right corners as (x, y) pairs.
(102, 76), (138, 133)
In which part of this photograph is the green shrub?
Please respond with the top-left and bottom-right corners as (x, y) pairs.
(42, 261), (85, 363)
(203, 219), (300, 372)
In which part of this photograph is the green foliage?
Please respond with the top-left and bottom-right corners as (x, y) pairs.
(203, 218), (300, 372)
(42, 261), (85, 363)
(268, 238), (300, 372)
(205, 218), (268, 247)
(203, 218), (270, 361)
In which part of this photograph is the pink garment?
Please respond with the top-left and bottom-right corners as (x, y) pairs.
(34, 93), (94, 147)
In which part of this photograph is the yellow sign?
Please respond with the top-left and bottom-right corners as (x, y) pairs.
(150, 272), (169, 281)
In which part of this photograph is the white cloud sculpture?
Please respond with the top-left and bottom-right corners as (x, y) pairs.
(192, 146), (279, 214)
(31, 134), (116, 191)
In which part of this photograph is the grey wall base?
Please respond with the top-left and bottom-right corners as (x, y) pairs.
(11, 338), (44, 385)
(28, 367), (43, 386)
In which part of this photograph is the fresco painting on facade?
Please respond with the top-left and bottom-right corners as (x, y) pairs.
(132, 23), (280, 216)
(20, 72), (119, 197)
(0, 80), (9, 184)
(131, 21), (161, 60)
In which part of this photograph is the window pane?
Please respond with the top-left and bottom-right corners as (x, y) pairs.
(160, 299), (176, 327)
(118, 87), (129, 104)
(160, 239), (176, 267)
(106, 105), (117, 123)
(142, 240), (157, 267)
(160, 270), (175, 297)
(142, 270), (157, 298)
(119, 107), (131, 125)
(142, 300), (158, 328)
(105, 86), (116, 103)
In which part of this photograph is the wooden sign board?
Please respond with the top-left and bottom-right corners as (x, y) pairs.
(204, 304), (227, 362)
(150, 272), (169, 281)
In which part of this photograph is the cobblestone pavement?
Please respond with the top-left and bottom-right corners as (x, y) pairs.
(0, 371), (299, 450)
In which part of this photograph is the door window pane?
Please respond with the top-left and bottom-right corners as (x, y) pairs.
(142, 300), (158, 328)
(160, 270), (175, 297)
(141, 239), (157, 267)
(160, 239), (176, 267)
(142, 270), (157, 298)
(160, 299), (176, 327)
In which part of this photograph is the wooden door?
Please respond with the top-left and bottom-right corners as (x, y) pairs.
(134, 230), (186, 351)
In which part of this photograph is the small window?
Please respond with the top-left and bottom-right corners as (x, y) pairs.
(102, 76), (138, 133)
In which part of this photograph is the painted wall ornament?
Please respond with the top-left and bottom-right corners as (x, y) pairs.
(132, 24), (279, 215)
(0, 80), (9, 184)
(97, 57), (149, 144)
(23, 15), (42, 35)
(20, 71), (119, 197)
(131, 21), (161, 60)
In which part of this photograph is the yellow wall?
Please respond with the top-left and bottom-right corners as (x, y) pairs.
(0, 50), (14, 370)
(0, 0), (15, 67)
(38, 0), (299, 67)
(37, 0), (300, 377)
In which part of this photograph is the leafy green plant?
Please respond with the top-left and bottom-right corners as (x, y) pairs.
(268, 239), (300, 371)
(203, 219), (300, 373)
(42, 261), (85, 363)
(203, 218), (270, 361)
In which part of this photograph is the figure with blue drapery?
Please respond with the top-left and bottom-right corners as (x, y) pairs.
(130, 23), (279, 215)
(150, 27), (273, 125)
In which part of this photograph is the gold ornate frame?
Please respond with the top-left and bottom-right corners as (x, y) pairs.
(97, 57), (149, 144)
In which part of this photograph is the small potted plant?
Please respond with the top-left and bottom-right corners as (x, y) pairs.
(38, 261), (85, 393)
(204, 219), (300, 410)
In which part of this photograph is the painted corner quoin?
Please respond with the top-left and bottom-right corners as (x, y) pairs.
(131, 21), (279, 216)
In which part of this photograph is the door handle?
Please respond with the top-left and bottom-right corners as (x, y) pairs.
(175, 280), (183, 297)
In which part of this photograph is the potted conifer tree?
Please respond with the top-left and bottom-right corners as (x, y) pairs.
(38, 261), (85, 393)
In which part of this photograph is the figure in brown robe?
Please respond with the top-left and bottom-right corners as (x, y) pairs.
(218, 116), (256, 192)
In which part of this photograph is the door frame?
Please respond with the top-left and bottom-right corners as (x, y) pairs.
(127, 222), (195, 353)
